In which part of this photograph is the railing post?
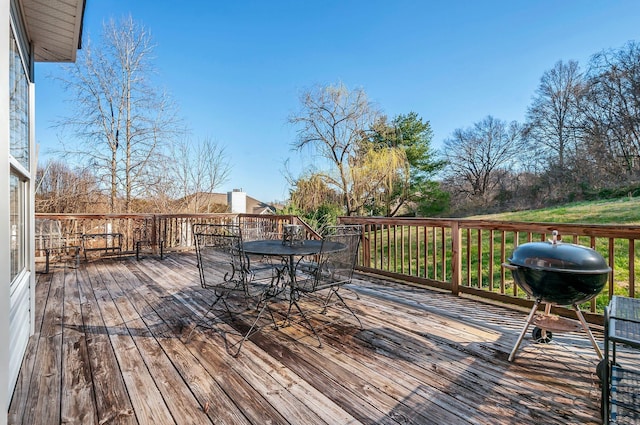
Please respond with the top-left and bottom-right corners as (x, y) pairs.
(451, 221), (461, 296)
(152, 214), (157, 253)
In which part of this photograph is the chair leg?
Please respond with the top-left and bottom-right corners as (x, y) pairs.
(226, 299), (274, 357)
(289, 295), (323, 347)
(183, 292), (226, 342)
(325, 288), (363, 330)
(254, 282), (284, 329)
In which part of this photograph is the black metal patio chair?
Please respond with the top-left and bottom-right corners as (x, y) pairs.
(287, 224), (364, 347)
(188, 223), (282, 356)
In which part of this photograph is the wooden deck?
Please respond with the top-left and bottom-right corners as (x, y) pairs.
(9, 253), (612, 424)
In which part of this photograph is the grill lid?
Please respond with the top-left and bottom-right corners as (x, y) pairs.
(508, 234), (610, 274)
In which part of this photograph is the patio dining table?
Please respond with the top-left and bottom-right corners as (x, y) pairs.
(242, 239), (345, 287)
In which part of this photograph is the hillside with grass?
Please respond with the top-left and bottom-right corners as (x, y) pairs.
(467, 197), (640, 225)
(465, 197), (640, 309)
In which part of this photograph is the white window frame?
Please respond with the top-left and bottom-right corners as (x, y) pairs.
(7, 7), (36, 401)
(8, 6), (33, 283)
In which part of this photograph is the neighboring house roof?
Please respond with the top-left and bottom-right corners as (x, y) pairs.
(20, 0), (85, 62)
(246, 194), (277, 215)
(177, 192), (277, 214)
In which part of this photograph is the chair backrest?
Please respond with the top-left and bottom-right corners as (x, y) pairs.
(324, 224), (362, 263)
(314, 225), (362, 288)
(242, 219), (281, 241)
(192, 223), (248, 290)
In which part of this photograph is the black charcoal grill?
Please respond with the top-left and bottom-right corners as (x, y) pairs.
(503, 231), (611, 361)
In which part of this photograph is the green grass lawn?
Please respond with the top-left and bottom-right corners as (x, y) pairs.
(467, 198), (640, 308)
(366, 198), (640, 312)
(467, 197), (640, 225)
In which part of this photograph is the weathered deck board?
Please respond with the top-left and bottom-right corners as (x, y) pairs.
(92, 261), (209, 425)
(60, 264), (98, 425)
(8, 252), (619, 425)
(76, 265), (137, 424)
(131, 258), (338, 424)
(7, 269), (53, 425)
(20, 265), (65, 425)
(114, 260), (282, 425)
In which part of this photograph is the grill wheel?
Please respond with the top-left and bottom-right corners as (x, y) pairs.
(532, 326), (553, 343)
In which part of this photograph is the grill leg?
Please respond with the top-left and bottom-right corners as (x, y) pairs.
(540, 303), (553, 341)
(573, 304), (603, 360)
(509, 299), (541, 362)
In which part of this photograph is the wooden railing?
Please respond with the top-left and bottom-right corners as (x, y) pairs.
(35, 213), (640, 324)
(34, 213), (321, 254)
(339, 217), (640, 324)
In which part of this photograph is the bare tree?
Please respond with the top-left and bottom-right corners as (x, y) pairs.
(56, 16), (182, 213)
(525, 60), (583, 170)
(581, 41), (640, 181)
(289, 83), (408, 215)
(443, 116), (524, 208)
(35, 160), (102, 213)
(290, 83), (374, 215)
(170, 137), (232, 213)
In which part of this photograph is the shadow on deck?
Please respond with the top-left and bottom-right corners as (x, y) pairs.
(9, 252), (613, 424)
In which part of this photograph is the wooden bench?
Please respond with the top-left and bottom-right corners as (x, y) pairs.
(35, 219), (81, 273)
(134, 224), (164, 260)
(36, 234), (80, 273)
(135, 237), (164, 260)
(81, 233), (123, 260)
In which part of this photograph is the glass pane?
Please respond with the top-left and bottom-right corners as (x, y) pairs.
(10, 29), (30, 170)
(10, 172), (26, 282)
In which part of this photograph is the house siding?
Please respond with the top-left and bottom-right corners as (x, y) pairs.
(2, 2), (85, 422)
(1, 0), (10, 419)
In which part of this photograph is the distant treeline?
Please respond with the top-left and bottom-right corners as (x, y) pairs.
(439, 41), (640, 217)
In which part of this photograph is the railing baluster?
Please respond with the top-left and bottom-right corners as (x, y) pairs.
(432, 227), (437, 281)
(591, 236), (597, 313)
(466, 228), (471, 286)
(423, 226), (428, 278)
(489, 229), (494, 292)
(441, 227), (446, 281)
(415, 225), (421, 277)
(513, 231), (519, 297)
(609, 238), (615, 297)
(477, 229), (483, 289)
(408, 226), (412, 276)
(629, 239), (635, 298)
(451, 221), (460, 296)
(393, 225), (398, 273)
(500, 230), (506, 294)
(372, 223), (377, 269)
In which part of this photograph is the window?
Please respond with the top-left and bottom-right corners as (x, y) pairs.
(9, 25), (31, 284)
(10, 27), (30, 170)
(10, 173), (26, 282)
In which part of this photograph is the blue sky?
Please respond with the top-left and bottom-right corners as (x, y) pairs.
(35, 1), (640, 203)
